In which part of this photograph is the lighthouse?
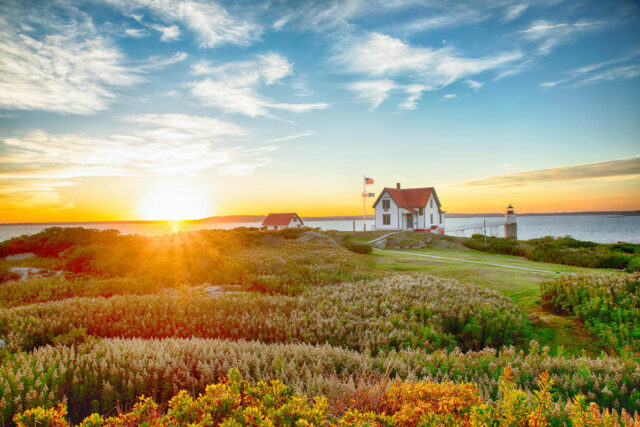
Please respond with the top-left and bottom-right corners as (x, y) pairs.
(505, 204), (517, 240)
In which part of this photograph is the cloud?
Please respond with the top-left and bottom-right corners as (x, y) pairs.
(1, 106), (304, 218)
(190, 53), (328, 117)
(142, 51), (188, 71)
(520, 19), (606, 55)
(541, 50), (640, 89)
(0, 11), (140, 114)
(0, 114), (276, 209)
(503, 3), (528, 21)
(576, 64), (640, 86)
(461, 156), (640, 187)
(0, 179), (76, 212)
(348, 80), (397, 111)
(465, 79), (484, 90)
(106, 0), (261, 47)
(400, 7), (490, 34)
(124, 27), (148, 38)
(337, 32), (521, 109)
(443, 93), (457, 99)
(264, 131), (314, 143)
(151, 24), (180, 41)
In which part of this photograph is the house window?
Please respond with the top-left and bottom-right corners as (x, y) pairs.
(430, 200), (433, 208)
(419, 207), (424, 215)
(383, 214), (391, 225)
(382, 199), (390, 210)
(430, 214), (433, 224)
(292, 217), (297, 222)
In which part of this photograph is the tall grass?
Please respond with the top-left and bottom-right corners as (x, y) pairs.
(0, 274), (531, 354)
(2, 337), (639, 423)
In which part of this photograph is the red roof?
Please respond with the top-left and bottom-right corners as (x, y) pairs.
(262, 213), (302, 226)
(374, 187), (440, 213)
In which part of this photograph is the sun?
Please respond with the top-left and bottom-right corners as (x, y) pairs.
(137, 182), (211, 221)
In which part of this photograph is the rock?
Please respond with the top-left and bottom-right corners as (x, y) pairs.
(8, 267), (44, 281)
(296, 231), (339, 246)
(0, 339), (5, 350)
(5, 252), (36, 261)
(373, 239), (387, 249)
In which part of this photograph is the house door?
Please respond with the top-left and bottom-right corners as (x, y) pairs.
(406, 214), (413, 229)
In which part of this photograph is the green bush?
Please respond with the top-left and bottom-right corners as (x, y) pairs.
(540, 273), (640, 354)
(341, 240), (373, 254)
(627, 257), (640, 273)
(465, 234), (639, 270)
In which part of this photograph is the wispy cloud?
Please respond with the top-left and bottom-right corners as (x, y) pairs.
(0, 114), (276, 209)
(347, 79), (397, 111)
(461, 156), (640, 187)
(443, 93), (457, 99)
(124, 27), (148, 38)
(399, 7), (490, 34)
(503, 3), (528, 21)
(264, 131), (314, 143)
(152, 24), (180, 41)
(0, 11), (140, 114)
(541, 50), (640, 89)
(190, 53), (328, 117)
(142, 52), (188, 71)
(338, 32), (521, 110)
(520, 19), (606, 55)
(465, 79), (484, 90)
(576, 64), (640, 86)
(107, 0), (261, 47)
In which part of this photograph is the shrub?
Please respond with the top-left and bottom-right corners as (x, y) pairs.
(464, 234), (639, 270)
(0, 227), (373, 294)
(540, 273), (640, 354)
(0, 274), (531, 354)
(0, 276), (163, 309)
(340, 240), (373, 255)
(626, 257), (640, 273)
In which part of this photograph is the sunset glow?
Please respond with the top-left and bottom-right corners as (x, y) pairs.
(137, 183), (211, 221)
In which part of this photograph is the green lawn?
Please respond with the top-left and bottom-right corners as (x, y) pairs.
(371, 245), (619, 355)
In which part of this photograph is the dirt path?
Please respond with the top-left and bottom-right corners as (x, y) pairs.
(367, 232), (401, 244)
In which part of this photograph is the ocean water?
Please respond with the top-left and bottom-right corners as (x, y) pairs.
(0, 215), (638, 244)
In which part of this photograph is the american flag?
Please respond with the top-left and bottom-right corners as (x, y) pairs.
(364, 177), (374, 184)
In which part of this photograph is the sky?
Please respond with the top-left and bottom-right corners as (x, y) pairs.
(0, 0), (639, 222)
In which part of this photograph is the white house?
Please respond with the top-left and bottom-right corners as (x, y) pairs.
(262, 213), (304, 230)
(372, 184), (445, 232)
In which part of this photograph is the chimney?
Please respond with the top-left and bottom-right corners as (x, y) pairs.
(396, 182), (401, 190)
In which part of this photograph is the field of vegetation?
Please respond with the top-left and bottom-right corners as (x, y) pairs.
(464, 234), (640, 271)
(1, 227), (638, 426)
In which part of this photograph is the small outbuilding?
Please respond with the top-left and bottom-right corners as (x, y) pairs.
(262, 213), (304, 230)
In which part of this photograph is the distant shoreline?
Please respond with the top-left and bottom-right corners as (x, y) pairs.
(0, 210), (638, 226)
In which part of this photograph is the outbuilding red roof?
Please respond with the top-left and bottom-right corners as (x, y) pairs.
(373, 187), (441, 213)
(262, 213), (302, 226)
